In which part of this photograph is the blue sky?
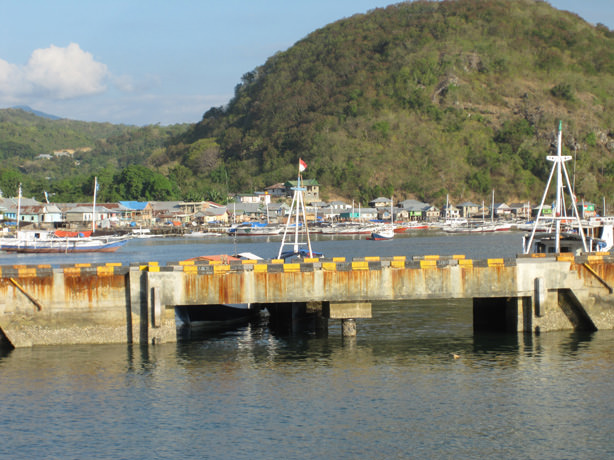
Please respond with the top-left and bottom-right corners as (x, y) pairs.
(0, 1), (612, 126)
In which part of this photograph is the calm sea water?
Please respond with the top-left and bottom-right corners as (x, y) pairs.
(2, 232), (614, 459)
(0, 230), (524, 267)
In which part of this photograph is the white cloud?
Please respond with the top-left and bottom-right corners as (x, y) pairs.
(0, 58), (28, 100)
(0, 43), (109, 101)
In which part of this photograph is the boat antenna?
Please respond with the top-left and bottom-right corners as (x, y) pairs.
(523, 121), (588, 253)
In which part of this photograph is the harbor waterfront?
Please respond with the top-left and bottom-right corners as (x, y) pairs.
(4, 230), (614, 348)
(2, 233), (614, 458)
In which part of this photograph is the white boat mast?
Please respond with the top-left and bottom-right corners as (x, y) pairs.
(523, 121), (587, 253)
(16, 183), (22, 232)
(92, 176), (98, 234)
(390, 196), (394, 226)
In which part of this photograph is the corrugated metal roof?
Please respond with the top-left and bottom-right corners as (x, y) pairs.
(119, 201), (149, 210)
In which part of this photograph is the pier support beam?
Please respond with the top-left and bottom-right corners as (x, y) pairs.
(323, 301), (372, 337)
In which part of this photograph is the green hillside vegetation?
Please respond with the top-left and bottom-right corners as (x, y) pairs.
(0, 108), (189, 201)
(177, 0), (614, 206)
(2, 0), (614, 208)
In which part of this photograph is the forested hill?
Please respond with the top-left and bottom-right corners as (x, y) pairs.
(177, 0), (614, 205)
(0, 108), (188, 201)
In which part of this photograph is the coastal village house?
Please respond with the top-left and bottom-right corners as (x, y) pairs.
(329, 201), (352, 212)
(369, 197), (393, 208)
(359, 207), (378, 221)
(120, 201), (154, 226)
(399, 200), (430, 221)
(393, 208), (410, 221)
(195, 207), (229, 225)
(235, 193), (271, 205)
(509, 203), (532, 220)
(264, 183), (286, 197)
(493, 203), (512, 218)
(266, 203), (290, 223)
(229, 203), (262, 223)
(64, 205), (114, 228)
(458, 202), (480, 218)
(441, 204), (460, 219)
(423, 205), (440, 221)
(285, 179), (320, 203)
(316, 204), (338, 221)
(16, 206), (41, 224)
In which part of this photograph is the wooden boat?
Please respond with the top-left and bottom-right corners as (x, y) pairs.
(1, 177), (129, 253)
(367, 227), (395, 240)
(228, 222), (283, 236)
(404, 221), (429, 230)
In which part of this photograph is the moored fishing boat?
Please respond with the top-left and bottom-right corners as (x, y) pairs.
(367, 227), (395, 240)
(320, 222), (374, 235)
(523, 121), (613, 254)
(404, 221), (429, 230)
(228, 222), (283, 236)
(0, 229), (129, 253)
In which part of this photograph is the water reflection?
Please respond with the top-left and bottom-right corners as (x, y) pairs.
(2, 302), (614, 459)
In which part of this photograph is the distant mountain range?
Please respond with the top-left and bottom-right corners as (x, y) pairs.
(11, 105), (62, 120)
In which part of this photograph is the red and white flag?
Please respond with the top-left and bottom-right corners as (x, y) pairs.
(299, 158), (307, 172)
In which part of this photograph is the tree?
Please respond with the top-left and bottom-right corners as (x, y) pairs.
(115, 165), (177, 201)
(0, 169), (23, 197)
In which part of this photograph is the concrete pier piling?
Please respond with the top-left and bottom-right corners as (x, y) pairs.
(341, 319), (357, 337)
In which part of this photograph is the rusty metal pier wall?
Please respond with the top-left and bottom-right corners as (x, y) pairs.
(1, 252), (614, 347)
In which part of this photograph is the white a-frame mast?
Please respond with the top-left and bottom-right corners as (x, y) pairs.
(278, 159), (313, 259)
(523, 121), (587, 253)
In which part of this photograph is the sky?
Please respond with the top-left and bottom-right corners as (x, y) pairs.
(0, 1), (612, 126)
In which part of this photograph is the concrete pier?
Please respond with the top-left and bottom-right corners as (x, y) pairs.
(1, 252), (614, 347)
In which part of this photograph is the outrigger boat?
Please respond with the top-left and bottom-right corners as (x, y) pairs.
(523, 121), (613, 254)
(0, 229), (128, 253)
(0, 178), (130, 253)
